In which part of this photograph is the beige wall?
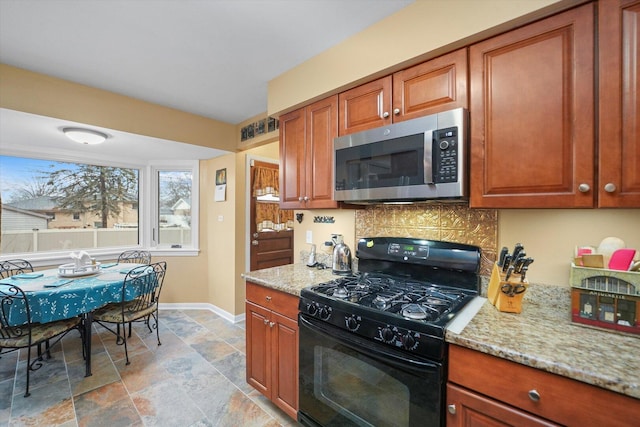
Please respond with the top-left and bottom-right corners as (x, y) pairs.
(0, 64), (237, 152)
(292, 209), (357, 263)
(268, 0), (573, 115)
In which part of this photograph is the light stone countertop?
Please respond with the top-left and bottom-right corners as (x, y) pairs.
(242, 264), (640, 400)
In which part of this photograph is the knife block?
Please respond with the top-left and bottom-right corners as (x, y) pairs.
(488, 262), (528, 314)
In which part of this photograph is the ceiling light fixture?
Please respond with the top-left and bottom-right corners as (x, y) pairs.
(62, 127), (108, 145)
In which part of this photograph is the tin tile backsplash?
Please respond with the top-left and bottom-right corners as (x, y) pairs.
(355, 204), (498, 276)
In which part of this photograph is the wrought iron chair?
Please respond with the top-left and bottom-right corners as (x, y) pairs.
(93, 261), (166, 365)
(117, 250), (151, 265)
(0, 283), (84, 397)
(116, 250), (152, 337)
(0, 259), (34, 279)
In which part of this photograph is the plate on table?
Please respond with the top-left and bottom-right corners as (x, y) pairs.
(58, 263), (101, 278)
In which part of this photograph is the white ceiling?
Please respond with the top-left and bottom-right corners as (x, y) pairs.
(0, 0), (413, 160)
(0, 0), (413, 124)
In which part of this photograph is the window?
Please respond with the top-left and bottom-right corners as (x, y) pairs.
(0, 155), (199, 259)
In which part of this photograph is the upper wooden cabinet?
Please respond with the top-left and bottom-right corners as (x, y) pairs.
(470, 4), (595, 208)
(279, 96), (339, 209)
(338, 48), (468, 136)
(598, 0), (640, 207)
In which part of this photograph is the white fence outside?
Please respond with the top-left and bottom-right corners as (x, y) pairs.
(1, 227), (191, 254)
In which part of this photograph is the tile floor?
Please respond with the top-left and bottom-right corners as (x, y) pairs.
(0, 309), (299, 427)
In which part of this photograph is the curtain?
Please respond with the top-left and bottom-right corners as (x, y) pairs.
(253, 166), (294, 231)
(253, 166), (279, 197)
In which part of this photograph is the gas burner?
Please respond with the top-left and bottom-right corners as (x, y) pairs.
(401, 303), (441, 321)
(332, 286), (349, 299)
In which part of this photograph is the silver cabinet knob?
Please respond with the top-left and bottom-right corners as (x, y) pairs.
(578, 183), (590, 193)
(253, 232), (259, 238)
(382, 111), (390, 118)
(269, 322), (275, 328)
(298, 196), (304, 202)
(528, 389), (541, 402)
(447, 404), (456, 415)
(251, 240), (259, 246)
(265, 296), (272, 301)
(604, 183), (617, 193)
(263, 319), (269, 325)
(303, 196), (310, 201)
(393, 108), (400, 115)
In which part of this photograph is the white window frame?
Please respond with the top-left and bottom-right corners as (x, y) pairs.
(0, 150), (200, 267)
(148, 161), (199, 256)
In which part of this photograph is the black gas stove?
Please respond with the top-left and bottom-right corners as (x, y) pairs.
(299, 237), (481, 361)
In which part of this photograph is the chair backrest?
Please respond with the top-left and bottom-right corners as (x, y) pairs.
(0, 259), (34, 279)
(0, 283), (32, 342)
(117, 250), (151, 264)
(121, 261), (167, 313)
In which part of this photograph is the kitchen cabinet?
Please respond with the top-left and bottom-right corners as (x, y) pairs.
(598, 0), (640, 207)
(447, 345), (640, 427)
(279, 95), (339, 209)
(245, 281), (299, 420)
(469, 4), (595, 208)
(338, 48), (467, 135)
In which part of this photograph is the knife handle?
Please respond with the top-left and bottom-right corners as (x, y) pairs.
(502, 255), (512, 272)
(498, 247), (509, 267)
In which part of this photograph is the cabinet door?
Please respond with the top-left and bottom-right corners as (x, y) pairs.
(246, 301), (271, 397)
(271, 311), (299, 419)
(393, 48), (468, 122)
(279, 108), (306, 209)
(306, 95), (339, 208)
(598, 0), (640, 207)
(469, 4), (595, 208)
(338, 76), (392, 135)
(446, 384), (559, 427)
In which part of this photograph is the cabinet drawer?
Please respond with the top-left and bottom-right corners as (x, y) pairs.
(448, 345), (639, 426)
(246, 281), (299, 320)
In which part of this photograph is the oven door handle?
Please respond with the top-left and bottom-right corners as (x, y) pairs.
(299, 314), (441, 375)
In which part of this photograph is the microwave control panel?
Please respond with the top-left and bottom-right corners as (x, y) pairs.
(433, 126), (458, 183)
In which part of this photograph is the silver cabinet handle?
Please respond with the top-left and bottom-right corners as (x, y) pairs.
(382, 111), (390, 118)
(263, 319), (269, 325)
(528, 389), (541, 402)
(265, 296), (272, 301)
(298, 196), (304, 202)
(578, 183), (590, 193)
(253, 232), (259, 238)
(604, 183), (617, 193)
(393, 108), (400, 115)
(251, 240), (259, 246)
(269, 322), (275, 328)
(303, 196), (310, 201)
(447, 404), (456, 415)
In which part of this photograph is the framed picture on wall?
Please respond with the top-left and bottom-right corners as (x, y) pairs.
(216, 168), (227, 185)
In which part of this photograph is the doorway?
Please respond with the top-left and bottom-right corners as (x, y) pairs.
(249, 159), (294, 271)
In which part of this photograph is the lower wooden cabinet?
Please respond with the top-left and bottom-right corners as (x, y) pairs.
(447, 345), (640, 427)
(246, 281), (299, 420)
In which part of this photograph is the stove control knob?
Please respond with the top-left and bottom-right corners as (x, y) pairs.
(380, 326), (395, 343)
(319, 306), (332, 320)
(345, 315), (359, 331)
(402, 332), (417, 350)
(307, 303), (318, 316)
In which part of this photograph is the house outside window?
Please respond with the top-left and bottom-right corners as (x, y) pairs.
(0, 155), (199, 258)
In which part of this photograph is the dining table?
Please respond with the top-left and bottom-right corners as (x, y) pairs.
(0, 262), (148, 377)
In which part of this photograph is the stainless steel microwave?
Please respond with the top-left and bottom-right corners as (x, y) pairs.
(334, 108), (468, 203)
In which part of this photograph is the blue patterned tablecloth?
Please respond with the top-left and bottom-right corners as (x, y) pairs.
(0, 263), (147, 324)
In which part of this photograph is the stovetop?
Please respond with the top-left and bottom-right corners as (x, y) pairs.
(310, 273), (473, 323)
(298, 237), (481, 361)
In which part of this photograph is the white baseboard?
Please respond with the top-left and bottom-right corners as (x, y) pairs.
(158, 302), (246, 324)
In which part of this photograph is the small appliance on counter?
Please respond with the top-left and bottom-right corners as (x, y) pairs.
(331, 234), (352, 275)
(487, 243), (534, 313)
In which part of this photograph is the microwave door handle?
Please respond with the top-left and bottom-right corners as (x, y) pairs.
(424, 129), (434, 184)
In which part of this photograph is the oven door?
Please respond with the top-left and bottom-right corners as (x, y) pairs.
(299, 314), (444, 427)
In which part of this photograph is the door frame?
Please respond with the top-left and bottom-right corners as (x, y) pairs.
(245, 155), (280, 273)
